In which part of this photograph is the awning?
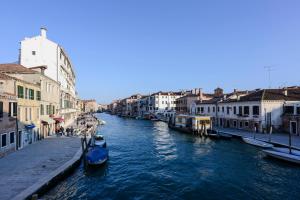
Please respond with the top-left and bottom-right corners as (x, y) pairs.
(41, 116), (55, 124)
(53, 117), (64, 123)
(25, 124), (36, 129)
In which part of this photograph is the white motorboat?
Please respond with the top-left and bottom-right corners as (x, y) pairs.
(263, 149), (300, 164)
(93, 135), (106, 148)
(242, 137), (273, 148)
(98, 120), (106, 125)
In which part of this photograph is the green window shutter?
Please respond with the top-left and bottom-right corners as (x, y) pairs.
(18, 86), (24, 98)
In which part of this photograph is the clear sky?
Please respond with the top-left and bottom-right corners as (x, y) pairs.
(0, 0), (300, 104)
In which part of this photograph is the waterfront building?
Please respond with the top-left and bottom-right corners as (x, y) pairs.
(19, 28), (77, 127)
(175, 88), (213, 114)
(172, 114), (211, 134)
(82, 99), (98, 113)
(98, 104), (108, 112)
(0, 73), (18, 157)
(148, 91), (183, 119)
(137, 95), (150, 118)
(282, 94), (300, 135)
(119, 94), (142, 117)
(108, 100), (120, 115)
(216, 88), (300, 132)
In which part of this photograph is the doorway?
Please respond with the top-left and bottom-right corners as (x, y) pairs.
(290, 121), (297, 135)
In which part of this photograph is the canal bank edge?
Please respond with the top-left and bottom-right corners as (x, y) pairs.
(11, 115), (99, 200)
(12, 147), (83, 200)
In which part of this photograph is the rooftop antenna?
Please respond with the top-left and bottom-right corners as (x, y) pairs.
(264, 66), (275, 89)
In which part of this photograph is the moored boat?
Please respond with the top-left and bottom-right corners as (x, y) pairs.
(263, 149), (300, 164)
(207, 133), (220, 139)
(242, 137), (273, 148)
(86, 146), (109, 166)
(98, 119), (106, 125)
(217, 132), (232, 139)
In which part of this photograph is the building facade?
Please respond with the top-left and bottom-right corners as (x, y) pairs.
(0, 74), (18, 157)
(20, 28), (77, 127)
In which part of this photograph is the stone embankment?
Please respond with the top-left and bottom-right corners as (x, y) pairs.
(0, 113), (99, 200)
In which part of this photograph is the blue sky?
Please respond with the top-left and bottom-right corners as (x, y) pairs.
(0, 0), (300, 103)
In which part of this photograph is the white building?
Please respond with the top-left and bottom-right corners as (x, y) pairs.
(19, 28), (77, 126)
(192, 88), (300, 133)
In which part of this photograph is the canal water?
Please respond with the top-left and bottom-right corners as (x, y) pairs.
(44, 113), (300, 200)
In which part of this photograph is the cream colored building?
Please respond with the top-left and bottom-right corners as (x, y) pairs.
(0, 64), (60, 138)
(0, 65), (41, 148)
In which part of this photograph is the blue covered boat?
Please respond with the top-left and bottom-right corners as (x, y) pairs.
(86, 146), (109, 166)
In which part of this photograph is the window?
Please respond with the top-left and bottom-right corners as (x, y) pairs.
(25, 108), (28, 121)
(239, 121), (243, 128)
(197, 107), (200, 113)
(17, 86), (24, 98)
(208, 107), (210, 113)
(8, 102), (17, 117)
(227, 107), (230, 114)
(222, 107), (224, 113)
(29, 108), (32, 120)
(245, 122), (249, 127)
(297, 107), (300, 115)
(32, 51), (36, 55)
(253, 106), (260, 115)
(233, 107), (236, 115)
(29, 89), (34, 100)
(284, 106), (294, 114)
(201, 107), (204, 113)
(213, 107), (215, 112)
(217, 106), (220, 112)
(1, 134), (7, 147)
(40, 104), (44, 115)
(36, 91), (41, 101)
(0, 101), (3, 118)
(10, 132), (15, 144)
(244, 106), (249, 115)
(233, 121), (237, 127)
(239, 106), (243, 115)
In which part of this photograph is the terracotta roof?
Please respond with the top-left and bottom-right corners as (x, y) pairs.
(0, 73), (14, 80)
(0, 63), (37, 74)
(195, 97), (223, 105)
(220, 88), (300, 103)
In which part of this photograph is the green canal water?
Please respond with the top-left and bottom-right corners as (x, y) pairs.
(44, 113), (300, 200)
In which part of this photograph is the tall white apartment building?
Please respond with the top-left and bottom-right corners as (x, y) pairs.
(19, 28), (77, 126)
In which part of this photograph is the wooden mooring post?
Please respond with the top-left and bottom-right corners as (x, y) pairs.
(81, 132), (88, 170)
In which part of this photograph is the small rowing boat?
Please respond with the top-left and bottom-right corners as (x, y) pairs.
(263, 148), (300, 164)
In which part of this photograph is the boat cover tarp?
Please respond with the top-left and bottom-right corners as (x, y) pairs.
(86, 146), (109, 164)
(25, 124), (36, 129)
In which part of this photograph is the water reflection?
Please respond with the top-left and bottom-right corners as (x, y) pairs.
(152, 121), (178, 160)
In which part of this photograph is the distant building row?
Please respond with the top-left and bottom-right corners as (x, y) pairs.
(108, 87), (300, 135)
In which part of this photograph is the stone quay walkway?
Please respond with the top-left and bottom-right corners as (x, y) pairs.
(0, 136), (81, 200)
(215, 127), (300, 149)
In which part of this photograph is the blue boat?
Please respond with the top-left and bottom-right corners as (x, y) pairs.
(86, 146), (109, 166)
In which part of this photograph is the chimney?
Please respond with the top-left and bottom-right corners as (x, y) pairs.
(41, 27), (47, 38)
(199, 88), (203, 100)
(283, 89), (288, 96)
(234, 89), (238, 93)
